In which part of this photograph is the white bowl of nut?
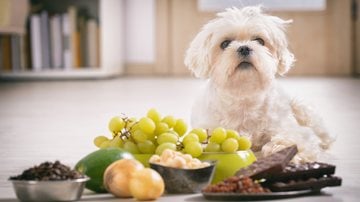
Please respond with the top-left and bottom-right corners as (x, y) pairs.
(149, 149), (216, 193)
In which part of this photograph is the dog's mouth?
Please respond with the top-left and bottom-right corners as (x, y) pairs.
(237, 61), (253, 70)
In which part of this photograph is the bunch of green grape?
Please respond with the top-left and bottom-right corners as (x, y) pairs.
(182, 127), (252, 157)
(93, 108), (252, 158)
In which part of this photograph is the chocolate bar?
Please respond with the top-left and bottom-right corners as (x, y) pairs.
(235, 145), (298, 180)
(266, 162), (336, 182)
(268, 176), (342, 192)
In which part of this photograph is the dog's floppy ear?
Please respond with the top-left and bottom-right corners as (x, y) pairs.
(184, 28), (213, 78)
(278, 48), (295, 76)
(268, 16), (295, 76)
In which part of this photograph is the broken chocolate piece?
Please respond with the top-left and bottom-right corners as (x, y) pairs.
(268, 176), (342, 192)
(236, 145), (298, 180)
(266, 162), (336, 182)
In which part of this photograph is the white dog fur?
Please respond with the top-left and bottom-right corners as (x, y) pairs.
(185, 6), (334, 163)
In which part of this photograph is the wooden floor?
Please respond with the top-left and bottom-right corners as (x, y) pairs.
(0, 77), (359, 201)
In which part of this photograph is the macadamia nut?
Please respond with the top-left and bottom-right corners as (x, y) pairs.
(149, 149), (210, 169)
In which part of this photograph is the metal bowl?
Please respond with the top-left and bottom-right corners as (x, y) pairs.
(10, 178), (89, 202)
(150, 162), (215, 194)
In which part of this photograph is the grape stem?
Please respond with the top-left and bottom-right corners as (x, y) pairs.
(117, 117), (137, 143)
(176, 141), (184, 151)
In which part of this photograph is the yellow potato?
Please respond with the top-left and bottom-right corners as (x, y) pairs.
(103, 159), (144, 198)
(129, 168), (164, 200)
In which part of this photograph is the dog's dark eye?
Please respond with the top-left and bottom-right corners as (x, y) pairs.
(220, 40), (232, 49)
(253, 37), (265, 46)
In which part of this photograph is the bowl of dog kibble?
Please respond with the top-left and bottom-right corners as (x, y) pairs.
(149, 149), (216, 193)
(9, 161), (89, 202)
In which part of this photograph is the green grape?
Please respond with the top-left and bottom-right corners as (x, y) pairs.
(238, 136), (252, 150)
(147, 108), (161, 123)
(155, 142), (176, 155)
(108, 116), (125, 133)
(221, 138), (239, 153)
(125, 117), (137, 131)
(138, 140), (156, 154)
(130, 123), (140, 134)
(99, 140), (110, 149)
(147, 132), (157, 143)
(226, 129), (239, 140)
(154, 122), (169, 135)
(123, 141), (140, 154)
(132, 130), (148, 143)
(182, 133), (199, 145)
(209, 127), (227, 144)
(157, 132), (178, 145)
(167, 130), (179, 136)
(138, 117), (156, 134)
(109, 136), (124, 148)
(93, 135), (109, 148)
(204, 142), (221, 152)
(184, 142), (203, 157)
(190, 128), (208, 142)
(173, 119), (188, 136)
(161, 115), (176, 128)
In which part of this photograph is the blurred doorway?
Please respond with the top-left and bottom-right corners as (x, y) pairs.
(156, 0), (356, 76)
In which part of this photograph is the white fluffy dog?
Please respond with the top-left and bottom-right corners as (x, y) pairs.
(185, 6), (333, 163)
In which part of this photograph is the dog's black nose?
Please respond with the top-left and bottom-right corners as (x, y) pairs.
(237, 46), (251, 57)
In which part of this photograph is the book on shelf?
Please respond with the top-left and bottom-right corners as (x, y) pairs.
(0, 34), (26, 72)
(50, 14), (62, 68)
(40, 11), (51, 69)
(78, 14), (88, 67)
(19, 33), (27, 71)
(30, 14), (42, 71)
(0, 35), (12, 71)
(87, 19), (99, 67)
(61, 13), (72, 70)
(10, 35), (21, 71)
(68, 6), (78, 68)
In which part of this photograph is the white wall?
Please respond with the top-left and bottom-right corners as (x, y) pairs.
(101, 0), (125, 73)
(124, 0), (155, 64)
(198, 0), (326, 11)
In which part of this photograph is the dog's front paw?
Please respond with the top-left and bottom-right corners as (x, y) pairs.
(318, 131), (336, 150)
(320, 138), (335, 150)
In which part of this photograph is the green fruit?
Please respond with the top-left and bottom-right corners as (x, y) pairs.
(108, 117), (125, 134)
(198, 150), (256, 183)
(221, 138), (239, 152)
(173, 119), (187, 136)
(238, 136), (252, 150)
(209, 127), (227, 144)
(75, 148), (133, 193)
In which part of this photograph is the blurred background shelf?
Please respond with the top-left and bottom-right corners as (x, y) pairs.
(0, 0), (124, 80)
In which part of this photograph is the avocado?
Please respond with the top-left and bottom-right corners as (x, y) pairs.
(75, 148), (133, 193)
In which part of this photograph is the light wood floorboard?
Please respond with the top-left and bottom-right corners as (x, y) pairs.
(0, 77), (359, 201)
